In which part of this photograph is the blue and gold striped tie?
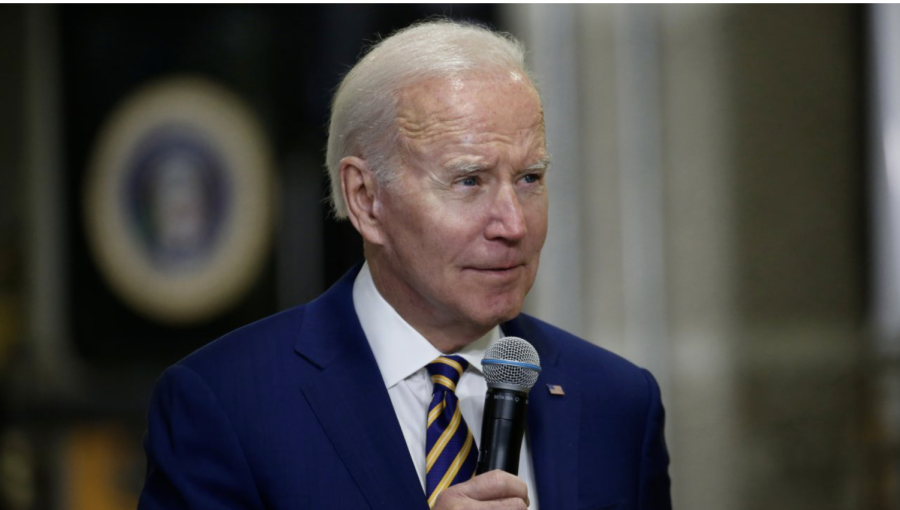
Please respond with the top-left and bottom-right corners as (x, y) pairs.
(425, 355), (478, 507)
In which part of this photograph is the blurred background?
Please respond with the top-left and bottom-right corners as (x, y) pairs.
(0, 3), (895, 510)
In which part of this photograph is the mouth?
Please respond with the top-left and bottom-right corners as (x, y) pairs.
(465, 263), (525, 274)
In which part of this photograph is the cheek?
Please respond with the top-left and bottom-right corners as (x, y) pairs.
(396, 209), (476, 264)
(525, 202), (549, 247)
(381, 193), (433, 240)
(433, 204), (490, 241)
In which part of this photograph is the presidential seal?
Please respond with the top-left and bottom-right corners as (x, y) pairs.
(83, 76), (277, 325)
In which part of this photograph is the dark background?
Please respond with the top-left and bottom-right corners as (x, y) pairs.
(60, 4), (498, 367)
(2, 5), (501, 509)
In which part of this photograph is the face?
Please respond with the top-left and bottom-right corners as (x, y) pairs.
(370, 72), (549, 340)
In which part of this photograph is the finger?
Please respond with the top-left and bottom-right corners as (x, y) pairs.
(434, 493), (529, 510)
(450, 470), (529, 505)
(476, 497), (531, 510)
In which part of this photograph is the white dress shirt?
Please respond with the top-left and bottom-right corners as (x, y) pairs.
(352, 262), (540, 509)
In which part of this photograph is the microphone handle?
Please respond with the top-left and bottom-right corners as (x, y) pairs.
(476, 386), (529, 475)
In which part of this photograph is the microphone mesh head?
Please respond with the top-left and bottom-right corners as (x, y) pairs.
(482, 336), (541, 390)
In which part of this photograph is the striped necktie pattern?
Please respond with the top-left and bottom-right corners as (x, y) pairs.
(425, 355), (478, 507)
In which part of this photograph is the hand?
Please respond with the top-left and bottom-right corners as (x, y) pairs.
(432, 470), (530, 509)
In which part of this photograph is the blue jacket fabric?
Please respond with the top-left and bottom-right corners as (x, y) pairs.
(139, 265), (672, 509)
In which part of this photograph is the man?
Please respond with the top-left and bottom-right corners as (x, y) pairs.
(139, 20), (671, 510)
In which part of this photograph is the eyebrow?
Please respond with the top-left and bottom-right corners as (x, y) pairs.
(444, 156), (552, 175)
(445, 161), (485, 175)
(525, 156), (552, 172)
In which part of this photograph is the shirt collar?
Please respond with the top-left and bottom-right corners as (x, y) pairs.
(352, 262), (499, 389)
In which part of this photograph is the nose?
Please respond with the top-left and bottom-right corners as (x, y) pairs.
(485, 183), (527, 242)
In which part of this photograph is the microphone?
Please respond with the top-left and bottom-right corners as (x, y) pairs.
(476, 336), (541, 475)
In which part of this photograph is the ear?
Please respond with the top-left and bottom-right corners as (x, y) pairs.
(340, 156), (386, 245)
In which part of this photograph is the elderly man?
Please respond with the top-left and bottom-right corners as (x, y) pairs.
(139, 20), (671, 510)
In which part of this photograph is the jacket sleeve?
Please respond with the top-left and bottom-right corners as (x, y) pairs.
(638, 369), (673, 510)
(138, 365), (264, 510)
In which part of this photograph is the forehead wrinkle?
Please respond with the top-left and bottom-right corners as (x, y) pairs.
(434, 128), (547, 176)
(402, 117), (540, 147)
(395, 96), (542, 147)
(393, 76), (547, 174)
(395, 110), (474, 145)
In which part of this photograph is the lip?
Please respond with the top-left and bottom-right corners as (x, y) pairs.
(465, 263), (525, 274)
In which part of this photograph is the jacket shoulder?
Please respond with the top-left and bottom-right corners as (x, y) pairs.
(512, 314), (658, 400)
(176, 304), (308, 381)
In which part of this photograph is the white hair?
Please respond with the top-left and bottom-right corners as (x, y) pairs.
(325, 19), (532, 219)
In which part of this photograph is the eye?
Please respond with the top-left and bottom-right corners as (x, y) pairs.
(521, 173), (542, 184)
(460, 176), (479, 187)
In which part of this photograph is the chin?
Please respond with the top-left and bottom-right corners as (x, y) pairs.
(471, 297), (524, 328)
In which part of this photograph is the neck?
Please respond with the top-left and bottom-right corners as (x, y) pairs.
(365, 256), (491, 354)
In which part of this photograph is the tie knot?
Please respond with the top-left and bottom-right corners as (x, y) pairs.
(426, 355), (469, 394)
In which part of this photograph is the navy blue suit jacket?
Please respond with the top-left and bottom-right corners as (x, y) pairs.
(139, 265), (671, 509)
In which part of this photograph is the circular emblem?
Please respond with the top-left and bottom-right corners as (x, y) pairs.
(84, 76), (276, 325)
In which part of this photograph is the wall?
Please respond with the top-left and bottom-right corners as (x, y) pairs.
(509, 5), (871, 510)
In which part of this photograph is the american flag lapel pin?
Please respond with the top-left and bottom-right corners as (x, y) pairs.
(547, 384), (565, 396)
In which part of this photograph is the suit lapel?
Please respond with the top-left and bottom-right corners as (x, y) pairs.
(504, 317), (580, 510)
(294, 266), (428, 510)
(292, 267), (582, 509)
